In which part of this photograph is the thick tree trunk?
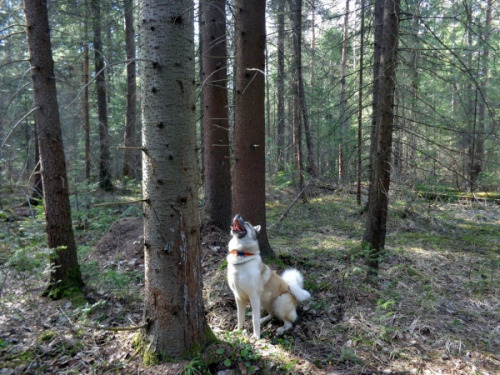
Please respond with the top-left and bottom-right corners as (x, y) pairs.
(363, 0), (400, 274)
(24, 0), (84, 297)
(138, 0), (211, 360)
(91, 0), (113, 191)
(123, 0), (137, 179)
(200, 0), (231, 231)
(233, 0), (275, 258)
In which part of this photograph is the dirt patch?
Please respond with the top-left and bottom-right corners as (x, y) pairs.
(93, 217), (144, 267)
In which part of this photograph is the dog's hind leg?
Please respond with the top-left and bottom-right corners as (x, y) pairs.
(249, 294), (261, 339)
(235, 297), (246, 331)
(260, 314), (272, 324)
(274, 294), (298, 335)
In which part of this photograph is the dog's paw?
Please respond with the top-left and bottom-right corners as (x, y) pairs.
(276, 322), (293, 335)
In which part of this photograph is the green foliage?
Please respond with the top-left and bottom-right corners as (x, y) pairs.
(192, 331), (262, 374)
(39, 330), (56, 343)
(182, 357), (208, 375)
(338, 347), (363, 365)
(270, 335), (294, 350)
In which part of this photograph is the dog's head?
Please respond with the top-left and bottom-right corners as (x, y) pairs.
(230, 214), (261, 240)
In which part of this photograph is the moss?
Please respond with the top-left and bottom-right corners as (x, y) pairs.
(181, 325), (219, 360)
(43, 264), (85, 302)
(39, 330), (56, 342)
(135, 325), (219, 366)
(43, 285), (86, 305)
(143, 348), (163, 366)
(131, 332), (143, 350)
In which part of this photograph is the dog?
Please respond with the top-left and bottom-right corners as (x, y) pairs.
(227, 214), (311, 339)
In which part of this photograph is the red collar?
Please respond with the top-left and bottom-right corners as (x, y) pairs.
(230, 250), (254, 257)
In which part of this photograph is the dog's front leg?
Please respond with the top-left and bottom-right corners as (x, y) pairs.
(235, 297), (246, 331)
(249, 294), (261, 339)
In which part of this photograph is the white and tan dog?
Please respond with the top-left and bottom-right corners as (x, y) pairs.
(227, 214), (311, 339)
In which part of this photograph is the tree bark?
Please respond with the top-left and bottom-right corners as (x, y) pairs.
(123, 0), (137, 179)
(84, 38), (91, 180)
(276, 0), (286, 172)
(91, 0), (113, 191)
(138, 0), (211, 360)
(469, 0), (492, 191)
(290, 0), (316, 177)
(24, 0), (84, 297)
(356, 0), (366, 205)
(364, 0), (385, 213)
(32, 123), (43, 199)
(200, 0), (231, 231)
(233, 0), (275, 258)
(338, 0), (350, 183)
(363, 0), (400, 274)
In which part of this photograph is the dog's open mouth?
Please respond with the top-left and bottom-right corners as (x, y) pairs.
(231, 215), (247, 236)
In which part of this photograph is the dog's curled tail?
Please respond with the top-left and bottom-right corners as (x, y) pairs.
(282, 269), (311, 302)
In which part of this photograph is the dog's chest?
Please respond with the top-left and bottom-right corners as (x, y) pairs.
(227, 258), (264, 291)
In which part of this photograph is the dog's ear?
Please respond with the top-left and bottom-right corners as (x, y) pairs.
(253, 225), (261, 233)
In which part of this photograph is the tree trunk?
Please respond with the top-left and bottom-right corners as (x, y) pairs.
(24, 0), (84, 297)
(276, 0), (285, 172)
(200, 0), (232, 231)
(469, 0), (492, 191)
(122, 0), (137, 179)
(293, 78), (305, 198)
(290, 0), (316, 177)
(363, 0), (400, 274)
(338, 0), (350, 183)
(356, 0), (366, 205)
(289, 0), (306, 199)
(310, 0), (316, 85)
(405, 0), (421, 174)
(233, 0), (275, 258)
(91, 0), (113, 191)
(32, 123), (43, 199)
(83, 0), (91, 181)
(364, 0), (385, 213)
(84, 38), (91, 180)
(138, 0), (212, 360)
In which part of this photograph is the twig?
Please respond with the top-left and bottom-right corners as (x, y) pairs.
(59, 305), (147, 332)
(58, 305), (75, 326)
(84, 323), (148, 332)
(113, 146), (144, 151)
(93, 200), (144, 207)
(269, 179), (314, 229)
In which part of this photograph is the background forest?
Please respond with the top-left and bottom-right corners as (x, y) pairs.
(0, 0), (499, 374)
(1, 0), (498, 194)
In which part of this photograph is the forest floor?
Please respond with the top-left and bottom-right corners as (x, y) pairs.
(0, 182), (499, 374)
